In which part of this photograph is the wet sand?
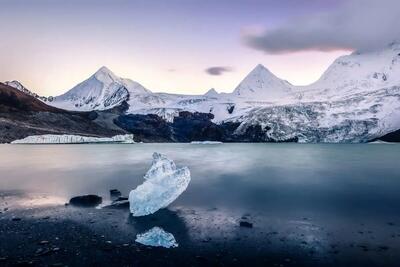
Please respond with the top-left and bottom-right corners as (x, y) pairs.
(1, 192), (400, 267)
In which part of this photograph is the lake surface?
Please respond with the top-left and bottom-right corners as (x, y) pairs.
(1, 143), (400, 216)
(1, 143), (400, 266)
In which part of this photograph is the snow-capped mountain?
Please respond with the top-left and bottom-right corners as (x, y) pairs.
(204, 88), (219, 98)
(232, 64), (293, 100)
(225, 43), (400, 142)
(298, 42), (400, 100)
(51, 66), (151, 111)
(13, 41), (400, 142)
(4, 80), (53, 102)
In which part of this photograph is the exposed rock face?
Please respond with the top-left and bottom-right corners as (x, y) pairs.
(115, 111), (298, 142)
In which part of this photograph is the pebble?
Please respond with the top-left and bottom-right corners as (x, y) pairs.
(239, 221), (253, 228)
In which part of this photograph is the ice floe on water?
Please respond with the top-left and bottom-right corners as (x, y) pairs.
(11, 134), (135, 144)
(129, 152), (191, 216)
(190, 141), (223, 144)
(135, 227), (178, 248)
(368, 140), (396, 144)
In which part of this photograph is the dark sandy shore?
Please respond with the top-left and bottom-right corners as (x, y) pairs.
(1, 191), (400, 267)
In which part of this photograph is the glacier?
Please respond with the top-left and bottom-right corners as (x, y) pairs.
(135, 227), (178, 248)
(129, 153), (191, 216)
(11, 134), (135, 144)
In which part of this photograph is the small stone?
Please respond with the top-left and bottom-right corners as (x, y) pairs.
(11, 217), (22, 221)
(39, 240), (49, 245)
(378, 246), (389, 251)
(239, 221), (253, 228)
(110, 189), (122, 198)
(69, 195), (102, 207)
(195, 255), (207, 262)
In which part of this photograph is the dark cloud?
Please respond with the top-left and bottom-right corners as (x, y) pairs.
(243, 0), (400, 54)
(205, 66), (233, 76)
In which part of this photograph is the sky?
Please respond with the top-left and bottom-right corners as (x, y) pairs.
(0, 0), (398, 96)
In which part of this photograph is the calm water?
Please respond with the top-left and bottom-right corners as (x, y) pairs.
(1, 143), (399, 219)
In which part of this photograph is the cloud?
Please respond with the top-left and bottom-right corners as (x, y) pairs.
(205, 66), (233, 76)
(243, 0), (400, 54)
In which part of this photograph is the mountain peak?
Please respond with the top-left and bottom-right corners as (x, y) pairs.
(5, 80), (25, 91)
(204, 88), (218, 97)
(254, 63), (266, 70)
(232, 64), (291, 99)
(93, 66), (118, 82)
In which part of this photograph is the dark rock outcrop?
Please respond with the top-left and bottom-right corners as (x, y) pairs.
(115, 111), (298, 142)
(69, 195), (102, 207)
(372, 129), (400, 142)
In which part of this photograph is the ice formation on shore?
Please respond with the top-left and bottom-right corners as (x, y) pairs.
(11, 134), (135, 144)
(129, 153), (191, 216)
(135, 227), (178, 248)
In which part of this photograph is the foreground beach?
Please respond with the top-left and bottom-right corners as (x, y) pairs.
(1, 191), (400, 267)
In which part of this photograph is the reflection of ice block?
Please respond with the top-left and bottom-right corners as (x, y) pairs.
(129, 153), (191, 216)
(135, 227), (178, 248)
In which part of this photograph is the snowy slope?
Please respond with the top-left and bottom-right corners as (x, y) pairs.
(297, 42), (400, 100)
(226, 86), (400, 143)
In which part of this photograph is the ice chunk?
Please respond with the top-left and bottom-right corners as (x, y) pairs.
(129, 153), (190, 216)
(135, 227), (178, 248)
(11, 134), (135, 144)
